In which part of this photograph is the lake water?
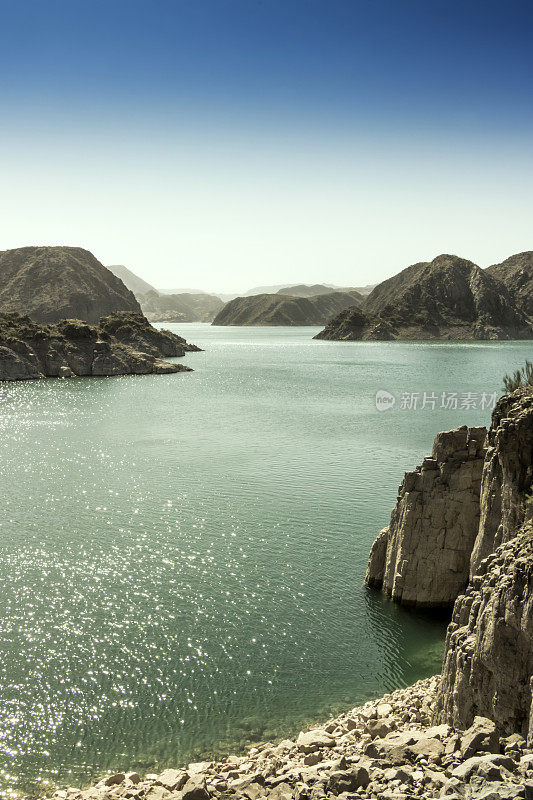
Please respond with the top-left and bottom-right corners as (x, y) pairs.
(0, 326), (530, 797)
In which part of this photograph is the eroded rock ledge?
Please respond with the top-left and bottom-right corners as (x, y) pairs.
(365, 425), (487, 607)
(0, 311), (201, 380)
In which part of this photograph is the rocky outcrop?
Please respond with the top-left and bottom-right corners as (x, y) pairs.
(0, 246), (142, 324)
(314, 254), (533, 341)
(97, 312), (201, 356)
(434, 527), (533, 739)
(45, 677), (533, 800)
(0, 312), (199, 380)
(470, 389), (533, 576)
(365, 425), (487, 607)
(212, 291), (363, 326)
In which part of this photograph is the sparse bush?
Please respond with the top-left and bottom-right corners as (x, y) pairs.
(503, 360), (533, 393)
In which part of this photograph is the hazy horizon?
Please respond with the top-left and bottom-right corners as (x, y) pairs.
(1, 0), (532, 293)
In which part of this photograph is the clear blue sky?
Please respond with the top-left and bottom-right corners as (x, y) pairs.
(0, 0), (532, 291)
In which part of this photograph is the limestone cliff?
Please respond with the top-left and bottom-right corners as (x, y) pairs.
(365, 425), (487, 607)
(434, 526), (533, 738)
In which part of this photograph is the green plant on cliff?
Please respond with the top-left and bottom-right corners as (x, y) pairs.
(503, 360), (533, 392)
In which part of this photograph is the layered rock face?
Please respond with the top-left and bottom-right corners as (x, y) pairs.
(434, 528), (533, 738)
(365, 425), (487, 607)
(470, 389), (533, 576)
(0, 246), (142, 324)
(0, 312), (199, 380)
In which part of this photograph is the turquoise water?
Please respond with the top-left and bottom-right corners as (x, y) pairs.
(0, 326), (530, 797)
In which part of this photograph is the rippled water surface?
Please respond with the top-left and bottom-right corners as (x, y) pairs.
(1, 326), (530, 797)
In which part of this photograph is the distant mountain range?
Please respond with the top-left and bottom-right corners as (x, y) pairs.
(212, 290), (364, 326)
(105, 268), (376, 321)
(315, 253), (533, 341)
(274, 283), (368, 297)
(1, 247), (531, 340)
(139, 289), (224, 323)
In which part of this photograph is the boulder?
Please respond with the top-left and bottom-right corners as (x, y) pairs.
(296, 730), (335, 753)
(180, 775), (210, 800)
(103, 774), (125, 787)
(460, 717), (500, 759)
(452, 754), (516, 781)
(157, 770), (189, 791)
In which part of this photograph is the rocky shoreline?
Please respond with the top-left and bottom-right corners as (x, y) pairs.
(49, 675), (533, 800)
(0, 311), (201, 380)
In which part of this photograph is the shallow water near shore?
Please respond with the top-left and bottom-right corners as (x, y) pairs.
(0, 326), (531, 798)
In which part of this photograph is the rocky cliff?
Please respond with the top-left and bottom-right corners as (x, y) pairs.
(0, 246), (142, 324)
(0, 311), (199, 380)
(315, 254), (533, 341)
(470, 389), (533, 575)
(212, 291), (363, 326)
(434, 526), (533, 738)
(367, 388), (533, 742)
(365, 425), (487, 607)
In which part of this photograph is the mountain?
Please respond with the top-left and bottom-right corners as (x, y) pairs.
(107, 264), (157, 297)
(212, 290), (363, 326)
(139, 290), (224, 322)
(0, 311), (200, 381)
(276, 283), (335, 297)
(276, 284), (364, 301)
(314, 254), (533, 341)
(485, 251), (533, 317)
(243, 283), (293, 296)
(0, 246), (141, 324)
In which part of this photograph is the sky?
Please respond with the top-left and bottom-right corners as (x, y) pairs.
(0, 0), (532, 293)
